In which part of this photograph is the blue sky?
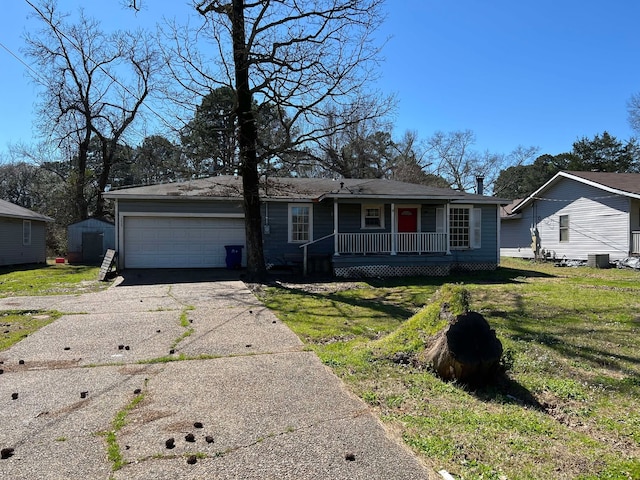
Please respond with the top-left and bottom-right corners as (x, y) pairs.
(1, 0), (639, 162)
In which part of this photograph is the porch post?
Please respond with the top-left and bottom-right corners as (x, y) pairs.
(333, 199), (339, 256)
(445, 203), (451, 255)
(391, 203), (397, 255)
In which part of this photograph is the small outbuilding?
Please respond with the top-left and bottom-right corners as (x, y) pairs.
(67, 218), (115, 265)
(0, 199), (53, 267)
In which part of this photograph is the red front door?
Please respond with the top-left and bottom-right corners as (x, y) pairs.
(397, 208), (417, 233)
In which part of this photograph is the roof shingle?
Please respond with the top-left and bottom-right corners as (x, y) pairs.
(0, 199), (54, 222)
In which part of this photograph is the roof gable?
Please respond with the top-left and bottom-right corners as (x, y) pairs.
(0, 199), (54, 222)
(512, 171), (640, 213)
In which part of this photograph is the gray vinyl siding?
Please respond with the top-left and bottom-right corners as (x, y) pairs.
(261, 201), (334, 266)
(338, 203), (393, 233)
(524, 178), (630, 261)
(450, 204), (499, 264)
(339, 203), (441, 233)
(501, 216), (536, 258)
(117, 199), (244, 215)
(0, 217), (47, 266)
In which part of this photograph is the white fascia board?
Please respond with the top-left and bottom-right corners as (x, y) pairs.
(511, 172), (564, 213)
(513, 171), (640, 214)
(561, 172), (640, 200)
(0, 212), (54, 222)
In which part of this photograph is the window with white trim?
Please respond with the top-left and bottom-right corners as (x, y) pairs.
(288, 204), (312, 243)
(450, 207), (470, 248)
(559, 214), (569, 242)
(23, 220), (32, 246)
(361, 205), (384, 229)
(448, 206), (481, 249)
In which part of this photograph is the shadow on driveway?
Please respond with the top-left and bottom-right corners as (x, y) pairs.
(115, 268), (246, 286)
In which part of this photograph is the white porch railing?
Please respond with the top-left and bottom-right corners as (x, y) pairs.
(632, 231), (640, 254)
(337, 232), (447, 254)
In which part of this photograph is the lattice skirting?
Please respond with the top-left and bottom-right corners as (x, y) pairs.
(334, 262), (497, 278)
(452, 262), (497, 272)
(334, 264), (451, 278)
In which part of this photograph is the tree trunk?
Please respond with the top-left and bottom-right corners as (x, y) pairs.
(74, 133), (90, 221)
(231, 0), (266, 281)
(422, 311), (503, 385)
(94, 138), (113, 218)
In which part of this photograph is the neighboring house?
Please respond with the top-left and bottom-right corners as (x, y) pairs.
(501, 171), (640, 262)
(103, 175), (507, 277)
(0, 199), (53, 267)
(67, 218), (116, 264)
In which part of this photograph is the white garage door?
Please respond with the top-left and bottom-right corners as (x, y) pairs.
(124, 216), (245, 268)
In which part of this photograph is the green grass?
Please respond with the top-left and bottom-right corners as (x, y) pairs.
(0, 310), (63, 351)
(0, 262), (107, 297)
(258, 258), (640, 480)
(169, 306), (195, 350)
(100, 392), (145, 471)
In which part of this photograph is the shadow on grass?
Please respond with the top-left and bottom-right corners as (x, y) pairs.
(487, 291), (640, 394)
(267, 266), (558, 330)
(267, 264), (557, 289)
(270, 281), (414, 323)
(0, 262), (98, 275)
(472, 373), (545, 411)
(364, 265), (557, 289)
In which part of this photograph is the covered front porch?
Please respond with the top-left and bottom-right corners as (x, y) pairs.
(296, 195), (499, 277)
(332, 231), (451, 277)
(329, 200), (451, 255)
(336, 232), (448, 255)
(300, 200), (456, 276)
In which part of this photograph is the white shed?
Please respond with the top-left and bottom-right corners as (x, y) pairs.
(67, 218), (115, 264)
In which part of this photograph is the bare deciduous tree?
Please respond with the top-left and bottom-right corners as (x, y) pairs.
(163, 0), (391, 279)
(24, 0), (159, 219)
(628, 92), (640, 135)
(310, 103), (394, 178)
(427, 130), (538, 194)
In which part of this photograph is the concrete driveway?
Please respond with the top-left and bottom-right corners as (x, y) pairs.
(0, 271), (434, 479)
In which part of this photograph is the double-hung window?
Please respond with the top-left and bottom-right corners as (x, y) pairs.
(450, 207), (470, 248)
(23, 220), (32, 246)
(446, 206), (481, 249)
(361, 205), (384, 229)
(288, 204), (312, 243)
(559, 215), (569, 242)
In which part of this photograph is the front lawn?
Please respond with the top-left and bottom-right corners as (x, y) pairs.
(258, 258), (640, 479)
(0, 262), (106, 297)
(0, 310), (63, 351)
(0, 263), (107, 351)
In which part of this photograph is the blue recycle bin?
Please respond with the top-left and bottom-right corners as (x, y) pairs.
(225, 245), (243, 269)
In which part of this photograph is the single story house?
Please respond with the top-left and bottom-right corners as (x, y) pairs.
(501, 171), (640, 262)
(67, 217), (115, 264)
(0, 199), (53, 267)
(103, 175), (508, 277)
